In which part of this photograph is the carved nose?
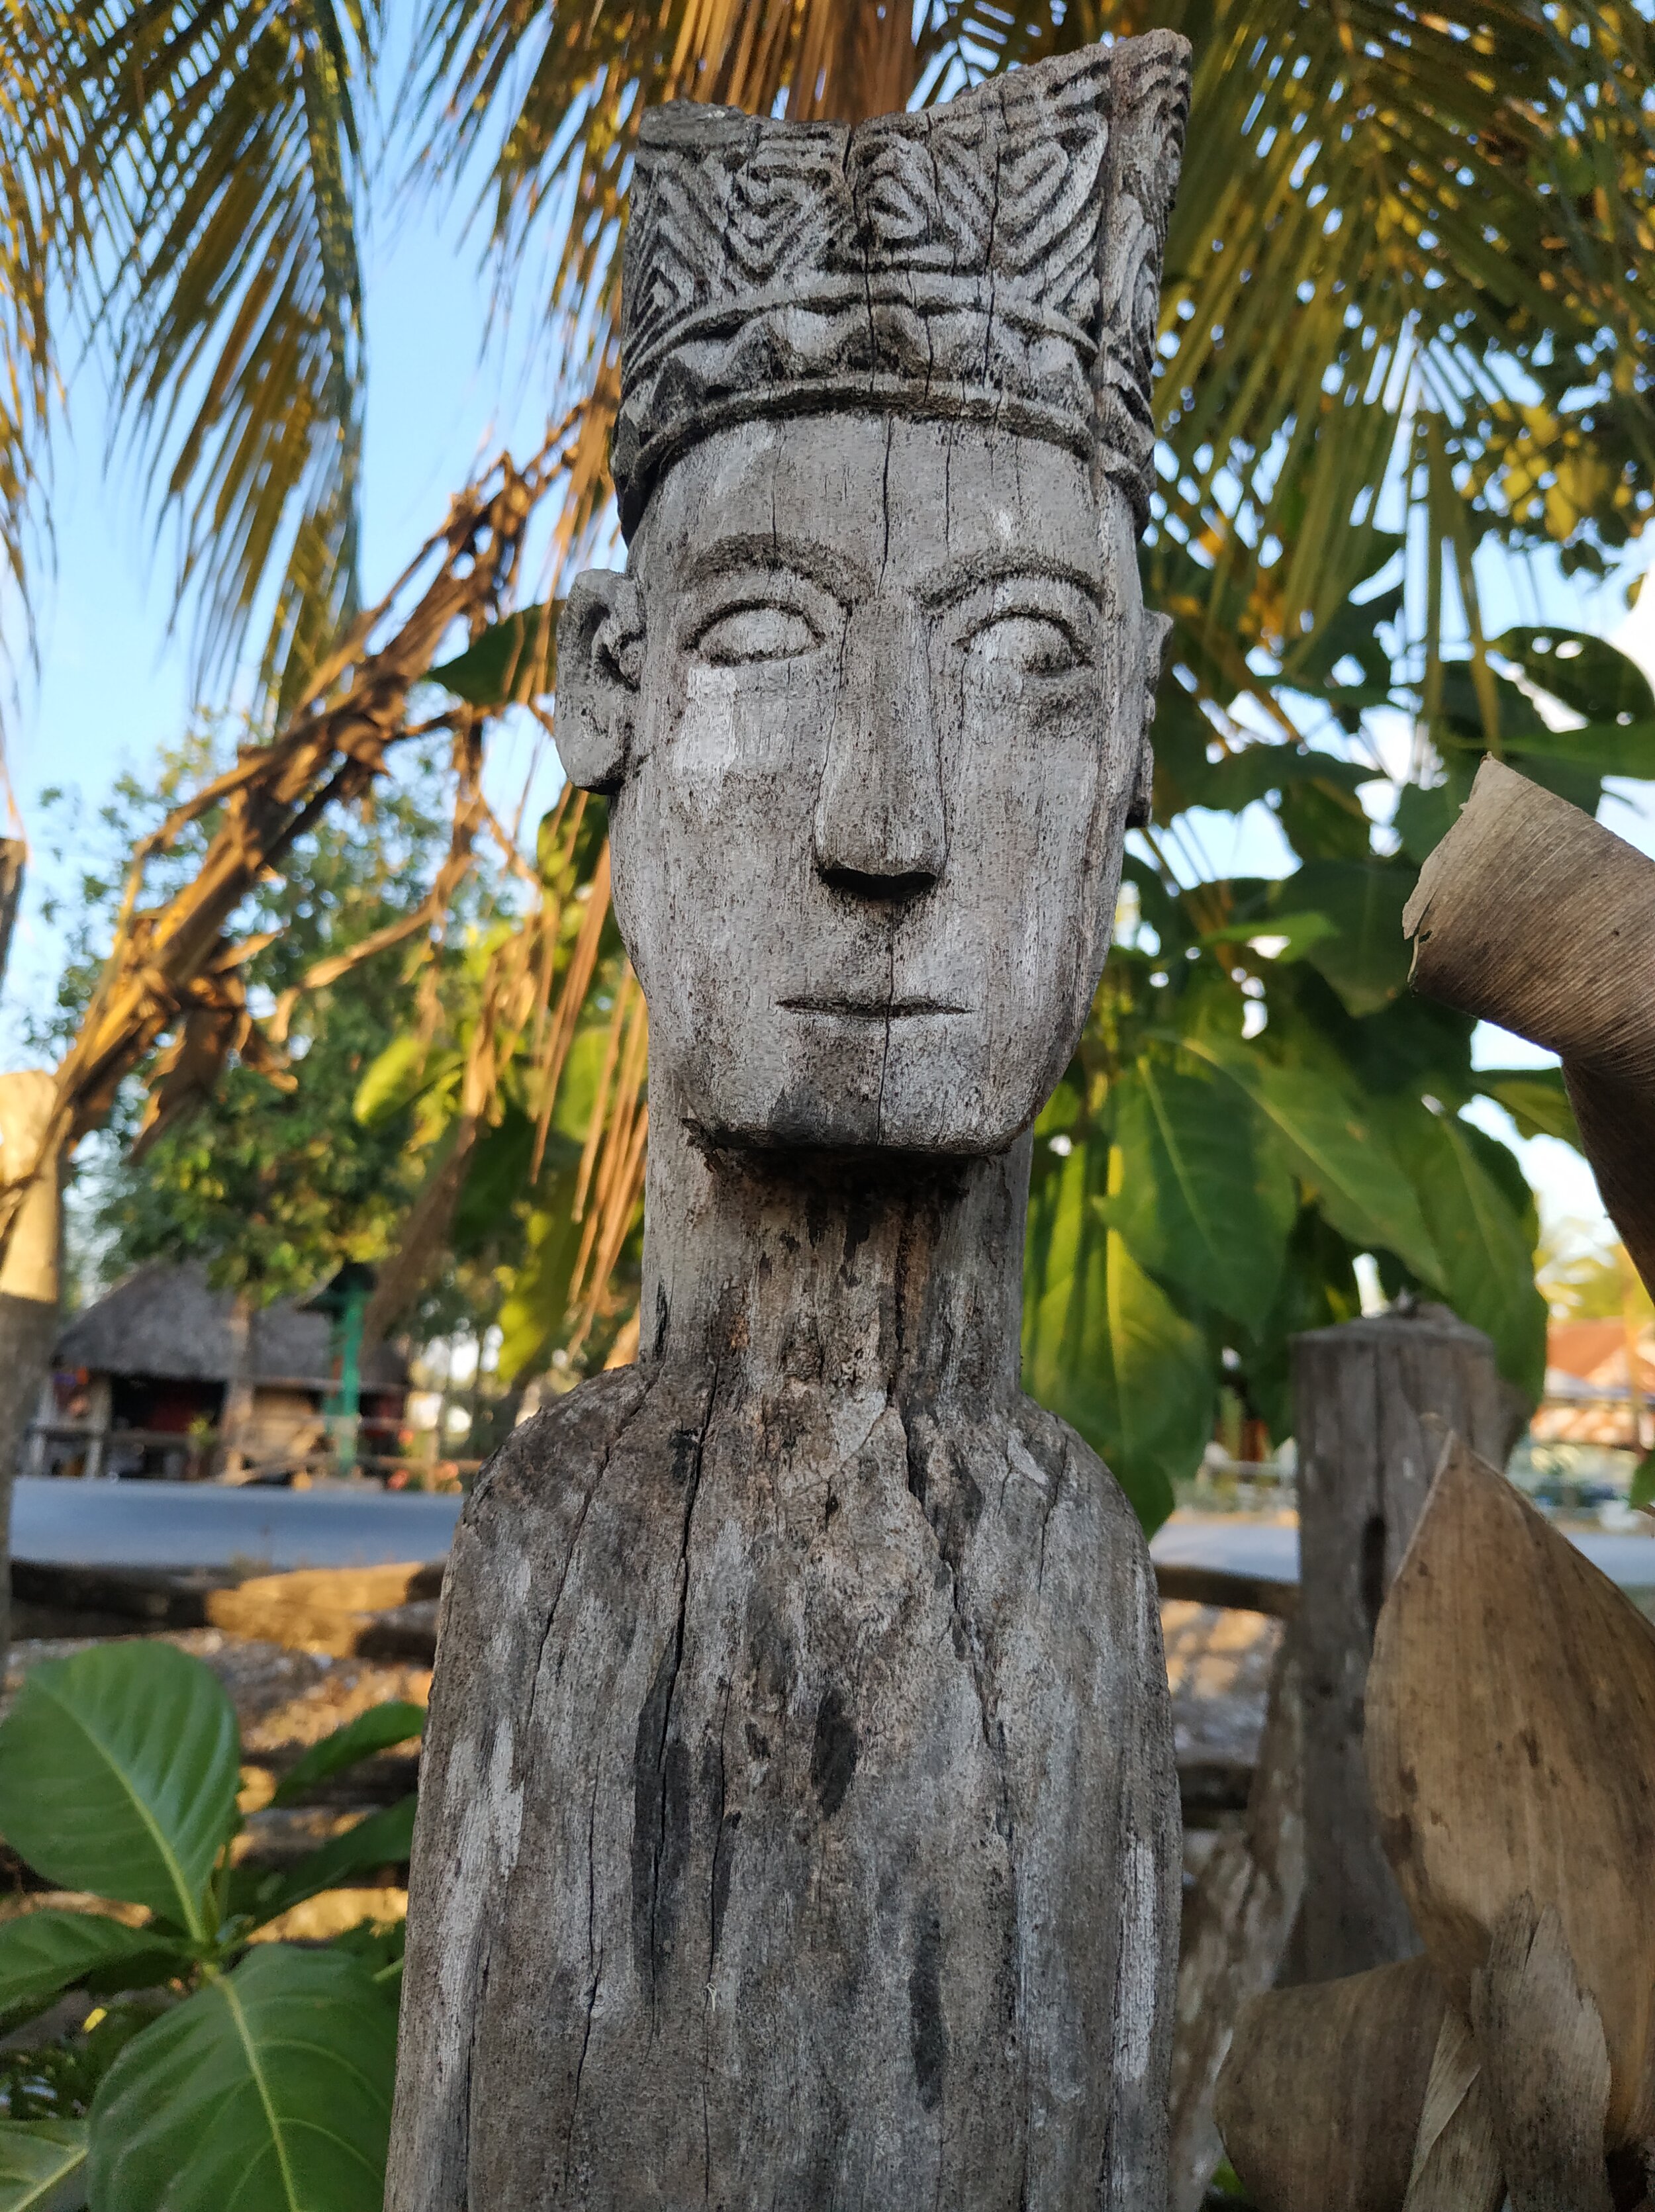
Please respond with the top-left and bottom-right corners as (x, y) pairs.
(813, 598), (945, 899)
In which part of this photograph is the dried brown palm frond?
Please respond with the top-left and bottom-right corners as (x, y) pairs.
(1366, 1434), (1655, 2156)
(0, 421), (577, 1264)
(355, 782), (641, 1355)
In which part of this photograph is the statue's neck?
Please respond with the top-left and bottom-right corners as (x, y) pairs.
(638, 1091), (1030, 1410)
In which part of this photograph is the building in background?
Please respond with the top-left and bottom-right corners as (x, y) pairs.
(38, 1262), (408, 1481)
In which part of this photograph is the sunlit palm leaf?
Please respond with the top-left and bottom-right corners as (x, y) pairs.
(62, 1), (377, 712)
(0, 3), (83, 662)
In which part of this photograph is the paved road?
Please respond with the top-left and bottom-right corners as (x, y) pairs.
(15, 1477), (1655, 1593)
(1150, 1510), (1655, 1592)
(13, 1475), (462, 1572)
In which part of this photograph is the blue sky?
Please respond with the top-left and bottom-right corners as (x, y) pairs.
(3, 163), (1652, 1263)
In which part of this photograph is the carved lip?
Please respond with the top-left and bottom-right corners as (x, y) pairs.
(778, 996), (970, 1019)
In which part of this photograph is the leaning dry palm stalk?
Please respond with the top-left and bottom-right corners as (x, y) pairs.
(1405, 756), (1655, 1299)
(0, 423), (577, 1260)
(356, 788), (641, 1356)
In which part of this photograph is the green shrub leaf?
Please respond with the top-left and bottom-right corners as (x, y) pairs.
(1179, 1037), (1442, 1287)
(1476, 1066), (1582, 1147)
(430, 602), (556, 706)
(1387, 1106), (1547, 1400)
(1023, 1136), (1213, 1532)
(1108, 1057), (1296, 1322)
(0, 1647), (238, 1938)
(0, 2117), (87, 2211)
(0, 1913), (189, 2027)
(269, 1704), (424, 1808)
(86, 1945), (394, 2212)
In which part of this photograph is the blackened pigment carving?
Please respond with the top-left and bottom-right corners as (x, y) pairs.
(389, 35), (1190, 2211)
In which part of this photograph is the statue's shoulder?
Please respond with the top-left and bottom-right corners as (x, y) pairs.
(1008, 1391), (1153, 1551)
(459, 1364), (653, 1536)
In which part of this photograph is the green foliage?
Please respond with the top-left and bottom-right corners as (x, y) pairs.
(0, 2117), (86, 2211)
(268, 1702), (424, 1809)
(0, 1645), (238, 1939)
(432, 603), (558, 706)
(0, 1644), (413, 2207)
(86, 1947), (394, 2212)
(36, 726), (508, 1311)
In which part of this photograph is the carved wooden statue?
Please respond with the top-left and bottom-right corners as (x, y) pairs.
(388, 36), (1190, 2210)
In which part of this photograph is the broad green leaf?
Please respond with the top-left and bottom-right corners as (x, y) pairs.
(1494, 627), (1654, 726)
(0, 1913), (188, 2026)
(1392, 778), (1466, 866)
(269, 1704), (424, 1809)
(1272, 860), (1414, 1015)
(1386, 1107), (1546, 1399)
(1023, 1137), (1213, 1533)
(1179, 1037), (1442, 1287)
(0, 2117), (87, 2212)
(1235, 1207), (1364, 1443)
(430, 603), (556, 706)
(1108, 1058), (1296, 1322)
(353, 1033), (461, 1127)
(1507, 720), (1655, 780)
(1476, 1067), (1582, 1148)
(0, 1647), (238, 1939)
(1200, 745), (1368, 814)
(86, 1945), (394, 2212)
(1200, 911), (1337, 962)
(256, 1797), (417, 1923)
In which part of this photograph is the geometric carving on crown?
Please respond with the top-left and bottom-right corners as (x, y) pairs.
(613, 32), (1190, 536)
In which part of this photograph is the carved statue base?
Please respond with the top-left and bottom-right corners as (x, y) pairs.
(391, 1129), (1175, 2208)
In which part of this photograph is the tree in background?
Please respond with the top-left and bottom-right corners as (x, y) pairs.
(28, 726), (511, 1312)
(0, 1), (1651, 1524)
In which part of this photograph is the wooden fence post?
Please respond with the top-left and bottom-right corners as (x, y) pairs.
(1291, 1306), (1511, 1982)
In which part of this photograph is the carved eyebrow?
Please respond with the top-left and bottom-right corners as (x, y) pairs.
(914, 551), (1105, 612)
(678, 531), (869, 604)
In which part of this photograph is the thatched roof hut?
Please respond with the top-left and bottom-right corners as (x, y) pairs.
(56, 1262), (406, 1391)
(48, 1263), (407, 1481)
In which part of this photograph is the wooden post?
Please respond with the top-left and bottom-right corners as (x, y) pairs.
(388, 37), (1194, 2212)
(1291, 1306), (1510, 1983)
(0, 1071), (60, 1663)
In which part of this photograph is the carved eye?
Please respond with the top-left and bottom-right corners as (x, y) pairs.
(967, 612), (1085, 676)
(693, 604), (821, 665)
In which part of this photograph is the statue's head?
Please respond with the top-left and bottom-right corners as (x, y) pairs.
(557, 37), (1188, 1156)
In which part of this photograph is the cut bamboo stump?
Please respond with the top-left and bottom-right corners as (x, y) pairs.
(1291, 1307), (1509, 1983)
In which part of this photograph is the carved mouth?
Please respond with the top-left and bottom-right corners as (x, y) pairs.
(779, 997), (970, 1019)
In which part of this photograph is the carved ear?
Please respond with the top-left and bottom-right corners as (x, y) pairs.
(555, 571), (645, 794)
(1126, 610), (1174, 831)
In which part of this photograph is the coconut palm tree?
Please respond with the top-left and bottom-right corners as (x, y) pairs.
(6, 0), (1650, 718)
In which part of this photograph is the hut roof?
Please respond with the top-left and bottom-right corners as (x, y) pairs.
(54, 1263), (408, 1391)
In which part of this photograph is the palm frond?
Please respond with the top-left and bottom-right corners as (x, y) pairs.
(0, 2), (87, 667)
(62, 1), (379, 714)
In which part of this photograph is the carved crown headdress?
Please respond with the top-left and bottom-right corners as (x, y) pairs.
(612, 33), (1189, 539)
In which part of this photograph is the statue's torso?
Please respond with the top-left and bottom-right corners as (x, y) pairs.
(391, 1361), (1177, 2212)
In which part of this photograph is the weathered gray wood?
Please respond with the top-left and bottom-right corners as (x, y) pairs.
(390, 33), (1192, 2211)
(1405, 757), (1655, 1299)
(1166, 1642), (1305, 2212)
(1291, 1307), (1508, 1984)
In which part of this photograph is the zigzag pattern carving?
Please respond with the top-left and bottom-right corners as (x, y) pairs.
(614, 34), (1189, 533)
